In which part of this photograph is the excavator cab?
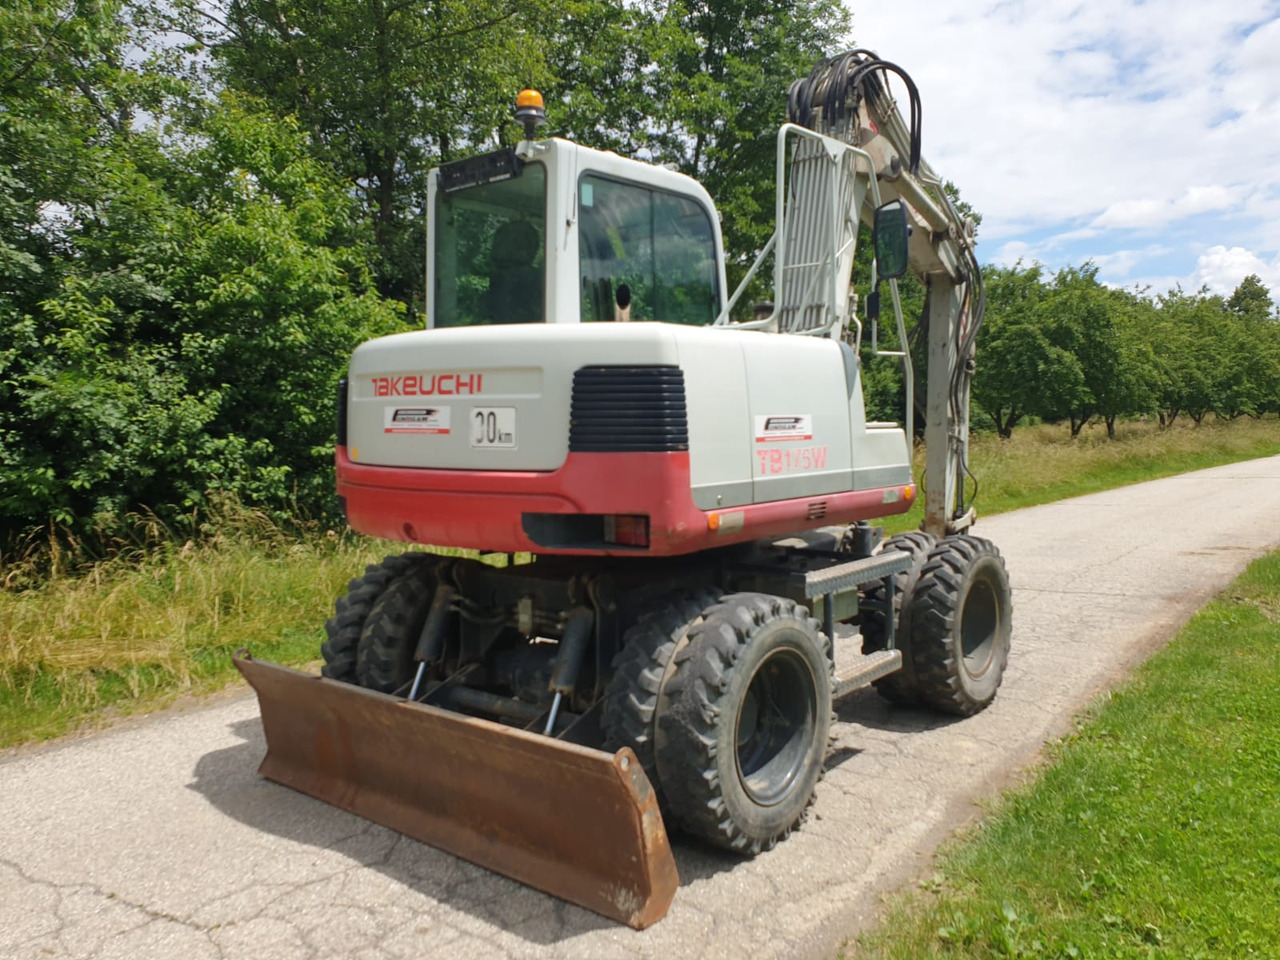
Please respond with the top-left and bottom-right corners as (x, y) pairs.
(427, 139), (727, 328)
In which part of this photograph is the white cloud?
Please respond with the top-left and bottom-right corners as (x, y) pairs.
(1092, 187), (1237, 230)
(991, 240), (1032, 266)
(846, 1), (1280, 282)
(1088, 246), (1173, 278)
(1192, 245), (1280, 296)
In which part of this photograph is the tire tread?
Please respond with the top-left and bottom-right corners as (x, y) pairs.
(658, 593), (832, 855)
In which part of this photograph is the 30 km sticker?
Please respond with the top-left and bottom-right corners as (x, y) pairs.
(470, 407), (516, 448)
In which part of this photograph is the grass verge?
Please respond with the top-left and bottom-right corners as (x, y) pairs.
(2, 416), (1278, 749)
(848, 548), (1280, 959)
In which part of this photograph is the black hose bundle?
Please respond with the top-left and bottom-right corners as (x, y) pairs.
(786, 50), (922, 175)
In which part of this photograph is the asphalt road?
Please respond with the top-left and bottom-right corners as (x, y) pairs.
(4, 455), (1280, 960)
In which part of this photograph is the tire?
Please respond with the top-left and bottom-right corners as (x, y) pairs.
(601, 589), (723, 812)
(355, 562), (440, 693)
(859, 531), (938, 704)
(906, 535), (1012, 716)
(321, 553), (432, 683)
(656, 593), (833, 855)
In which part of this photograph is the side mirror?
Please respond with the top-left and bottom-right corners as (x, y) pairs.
(873, 199), (910, 281)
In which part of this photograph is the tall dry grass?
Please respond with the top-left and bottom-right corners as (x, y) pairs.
(0, 502), (389, 744)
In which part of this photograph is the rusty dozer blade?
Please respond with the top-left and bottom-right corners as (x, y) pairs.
(232, 652), (678, 928)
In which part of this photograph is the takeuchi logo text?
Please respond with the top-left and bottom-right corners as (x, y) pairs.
(370, 373), (483, 397)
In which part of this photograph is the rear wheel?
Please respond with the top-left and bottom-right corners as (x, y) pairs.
(601, 589), (722, 812)
(321, 553), (432, 684)
(656, 593), (832, 854)
(355, 563), (439, 693)
(859, 531), (937, 704)
(906, 536), (1012, 715)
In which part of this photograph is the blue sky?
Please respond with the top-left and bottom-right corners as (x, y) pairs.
(850, 0), (1280, 298)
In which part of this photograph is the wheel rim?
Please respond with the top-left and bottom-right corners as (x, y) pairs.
(734, 645), (818, 806)
(960, 572), (999, 678)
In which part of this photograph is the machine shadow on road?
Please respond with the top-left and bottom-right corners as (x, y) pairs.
(833, 686), (966, 735)
(187, 717), (742, 943)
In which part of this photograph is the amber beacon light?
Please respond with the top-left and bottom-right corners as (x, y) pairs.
(515, 89), (547, 139)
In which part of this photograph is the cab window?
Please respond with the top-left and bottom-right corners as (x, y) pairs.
(434, 163), (546, 327)
(578, 175), (718, 325)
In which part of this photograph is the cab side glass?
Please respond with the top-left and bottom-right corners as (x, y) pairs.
(578, 174), (719, 325)
(873, 199), (910, 281)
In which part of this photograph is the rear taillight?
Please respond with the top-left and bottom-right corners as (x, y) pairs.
(604, 515), (649, 548)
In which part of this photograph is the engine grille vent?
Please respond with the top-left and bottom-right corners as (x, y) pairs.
(569, 366), (688, 453)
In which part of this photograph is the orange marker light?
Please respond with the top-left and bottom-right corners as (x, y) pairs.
(903, 484), (915, 502)
(707, 513), (721, 531)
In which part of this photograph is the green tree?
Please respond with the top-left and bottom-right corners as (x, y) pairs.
(1039, 264), (1154, 437)
(0, 0), (404, 539)
(1223, 274), (1280, 417)
(164, 97), (406, 510)
(1227, 273), (1276, 322)
(972, 264), (1084, 438)
(190, 0), (550, 309)
(1153, 288), (1233, 426)
(552, 0), (851, 286)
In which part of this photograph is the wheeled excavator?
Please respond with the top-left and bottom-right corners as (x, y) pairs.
(234, 51), (1013, 929)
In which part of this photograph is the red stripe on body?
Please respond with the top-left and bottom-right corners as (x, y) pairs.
(337, 448), (912, 557)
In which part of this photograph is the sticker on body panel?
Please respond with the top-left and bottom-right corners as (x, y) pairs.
(385, 406), (451, 435)
(755, 414), (813, 443)
(470, 407), (516, 448)
(756, 445), (829, 475)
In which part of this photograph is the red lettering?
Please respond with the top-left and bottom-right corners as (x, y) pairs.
(369, 371), (484, 397)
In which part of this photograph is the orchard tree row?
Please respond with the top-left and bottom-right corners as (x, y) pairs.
(973, 264), (1280, 438)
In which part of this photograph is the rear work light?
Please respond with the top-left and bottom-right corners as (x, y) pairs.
(604, 515), (649, 548)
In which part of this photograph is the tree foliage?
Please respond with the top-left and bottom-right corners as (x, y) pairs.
(191, 0), (549, 309)
(1, 3), (402, 541)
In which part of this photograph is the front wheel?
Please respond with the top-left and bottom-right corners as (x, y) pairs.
(655, 593), (832, 855)
(906, 536), (1012, 715)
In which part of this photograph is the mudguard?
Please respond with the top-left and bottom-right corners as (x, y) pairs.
(233, 652), (678, 928)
